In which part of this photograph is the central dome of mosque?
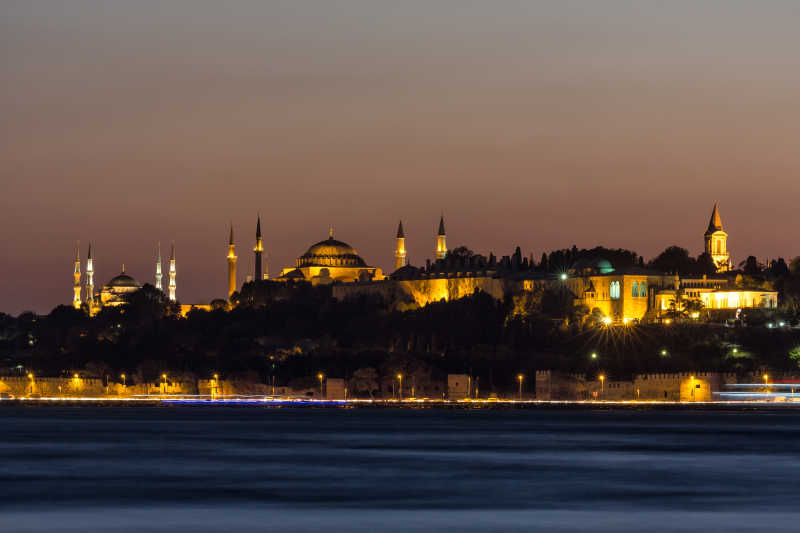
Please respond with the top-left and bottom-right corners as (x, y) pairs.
(297, 235), (367, 268)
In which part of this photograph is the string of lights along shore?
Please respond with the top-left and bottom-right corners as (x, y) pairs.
(70, 204), (778, 321)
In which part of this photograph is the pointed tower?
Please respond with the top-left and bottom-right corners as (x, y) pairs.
(435, 215), (447, 260)
(86, 243), (94, 310)
(227, 223), (237, 301)
(73, 242), (82, 309)
(254, 215), (263, 281)
(155, 242), (163, 291)
(703, 203), (730, 272)
(395, 220), (407, 270)
(168, 242), (177, 301)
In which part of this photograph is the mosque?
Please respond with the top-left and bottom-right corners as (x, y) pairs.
(71, 204), (778, 322)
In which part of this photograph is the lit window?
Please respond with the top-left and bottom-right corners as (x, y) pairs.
(610, 281), (620, 300)
(639, 282), (647, 297)
(632, 282), (638, 298)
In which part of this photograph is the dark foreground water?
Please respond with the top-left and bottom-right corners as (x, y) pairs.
(2, 406), (800, 532)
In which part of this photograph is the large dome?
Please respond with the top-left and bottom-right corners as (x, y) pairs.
(297, 237), (367, 268)
(106, 271), (141, 289)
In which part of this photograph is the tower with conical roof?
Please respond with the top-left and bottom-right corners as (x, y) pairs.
(168, 242), (177, 301)
(704, 203), (730, 272)
(254, 215), (264, 281)
(155, 242), (163, 291)
(435, 215), (447, 260)
(395, 220), (407, 270)
(73, 242), (82, 309)
(227, 224), (237, 301)
(86, 243), (95, 310)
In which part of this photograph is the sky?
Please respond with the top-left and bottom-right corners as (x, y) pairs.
(2, 0), (800, 314)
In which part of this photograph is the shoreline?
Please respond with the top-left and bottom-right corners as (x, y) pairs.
(3, 397), (800, 410)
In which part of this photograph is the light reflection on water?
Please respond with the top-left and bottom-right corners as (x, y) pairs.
(2, 407), (799, 532)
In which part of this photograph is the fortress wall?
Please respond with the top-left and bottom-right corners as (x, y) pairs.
(333, 277), (519, 307)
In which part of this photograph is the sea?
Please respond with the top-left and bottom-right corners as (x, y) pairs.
(2, 405), (800, 532)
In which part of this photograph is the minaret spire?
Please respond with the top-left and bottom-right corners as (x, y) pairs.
(86, 243), (95, 313)
(73, 241), (82, 309)
(168, 241), (176, 301)
(155, 242), (163, 291)
(254, 215), (263, 281)
(395, 220), (407, 270)
(227, 222), (238, 301)
(435, 214), (447, 260)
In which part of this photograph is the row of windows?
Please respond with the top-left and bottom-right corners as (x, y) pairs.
(609, 281), (647, 300)
(632, 282), (647, 298)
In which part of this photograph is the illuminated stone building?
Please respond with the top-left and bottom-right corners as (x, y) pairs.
(564, 258), (677, 323)
(99, 266), (141, 307)
(227, 224), (237, 301)
(278, 229), (383, 285)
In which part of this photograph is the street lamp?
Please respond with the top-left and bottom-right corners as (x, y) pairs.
(598, 374), (605, 400)
(397, 373), (403, 400)
(590, 352), (598, 360)
(517, 374), (524, 400)
(162, 373), (167, 392)
(213, 373), (219, 397)
(763, 374), (769, 392)
(661, 349), (668, 357)
(120, 373), (126, 388)
(317, 373), (324, 398)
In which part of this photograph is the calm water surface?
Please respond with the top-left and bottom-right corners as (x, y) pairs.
(1, 406), (799, 532)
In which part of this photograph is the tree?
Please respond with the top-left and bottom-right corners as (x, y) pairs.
(740, 256), (762, 276)
(649, 246), (693, 275)
(789, 257), (800, 276)
(350, 367), (379, 398)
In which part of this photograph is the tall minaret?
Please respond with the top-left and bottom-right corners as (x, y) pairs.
(227, 223), (237, 300)
(168, 242), (177, 301)
(395, 221), (407, 270)
(435, 214), (447, 260)
(254, 215), (263, 281)
(86, 243), (94, 311)
(703, 203), (730, 272)
(155, 242), (163, 291)
(73, 242), (82, 309)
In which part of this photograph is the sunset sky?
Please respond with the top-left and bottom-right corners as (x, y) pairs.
(2, 1), (799, 314)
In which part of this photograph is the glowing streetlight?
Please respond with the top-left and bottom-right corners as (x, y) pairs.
(602, 317), (612, 326)
(598, 374), (605, 400)
(517, 374), (524, 400)
(560, 273), (568, 281)
(732, 348), (738, 354)
(317, 373), (325, 398)
(397, 373), (403, 400)
(120, 373), (126, 388)
(661, 349), (668, 357)
(73, 373), (79, 379)
(27, 373), (34, 380)
(763, 374), (769, 390)
(590, 352), (598, 360)
(161, 373), (168, 391)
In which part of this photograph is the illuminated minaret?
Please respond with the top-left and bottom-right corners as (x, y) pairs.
(227, 224), (237, 300)
(86, 243), (94, 308)
(395, 221), (407, 270)
(155, 242), (163, 291)
(435, 215), (447, 260)
(168, 242), (176, 301)
(73, 242), (82, 309)
(254, 215), (264, 281)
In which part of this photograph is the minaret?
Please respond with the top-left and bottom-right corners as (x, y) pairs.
(254, 215), (263, 281)
(227, 224), (237, 300)
(73, 242), (82, 309)
(395, 220), (407, 270)
(703, 203), (730, 272)
(155, 242), (163, 291)
(168, 242), (176, 301)
(435, 214), (447, 260)
(86, 243), (94, 312)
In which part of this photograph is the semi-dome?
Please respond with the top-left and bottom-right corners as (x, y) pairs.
(297, 236), (367, 268)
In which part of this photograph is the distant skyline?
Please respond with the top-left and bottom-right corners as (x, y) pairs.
(2, 1), (799, 314)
